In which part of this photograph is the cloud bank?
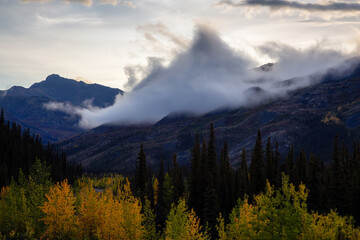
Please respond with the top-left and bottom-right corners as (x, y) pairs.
(218, 0), (360, 12)
(45, 25), (354, 129)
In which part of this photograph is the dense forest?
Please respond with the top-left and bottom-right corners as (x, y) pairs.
(0, 109), (82, 187)
(132, 123), (360, 239)
(1, 119), (360, 239)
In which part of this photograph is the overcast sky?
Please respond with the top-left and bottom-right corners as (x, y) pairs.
(1, 0), (360, 90)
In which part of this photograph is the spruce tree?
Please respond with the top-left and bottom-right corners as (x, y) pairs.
(171, 154), (183, 203)
(207, 123), (219, 187)
(203, 123), (220, 238)
(250, 129), (265, 196)
(135, 143), (147, 201)
(306, 153), (323, 212)
(283, 144), (294, 183)
(274, 141), (281, 188)
(294, 150), (307, 187)
(219, 141), (233, 220)
(330, 134), (347, 214)
(189, 133), (202, 218)
(197, 138), (207, 222)
(155, 157), (166, 229)
(265, 137), (275, 185)
(238, 148), (249, 199)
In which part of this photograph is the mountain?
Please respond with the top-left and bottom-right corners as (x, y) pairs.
(58, 60), (360, 172)
(0, 74), (123, 142)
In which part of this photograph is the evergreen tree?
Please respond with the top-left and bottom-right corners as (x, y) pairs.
(155, 157), (166, 230)
(207, 123), (219, 188)
(135, 144), (147, 201)
(0, 109), (80, 187)
(195, 138), (207, 222)
(171, 154), (183, 203)
(283, 144), (294, 183)
(294, 150), (307, 187)
(265, 137), (275, 185)
(274, 141), (281, 188)
(237, 148), (249, 199)
(306, 153), (323, 212)
(219, 142), (233, 220)
(330, 134), (347, 214)
(189, 133), (202, 218)
(250, 130), (265, 196)
(203, 123), (220, 238)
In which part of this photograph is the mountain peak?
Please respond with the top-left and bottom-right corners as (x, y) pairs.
(29, 74), (123, 108)
(45, 74), (61, 80)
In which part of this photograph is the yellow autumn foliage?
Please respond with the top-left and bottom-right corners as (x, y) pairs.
(153, 178), (159, 206)
(78, 181), (105, 239)
(41, 180), (77, 240)
(165, 198), (208, 240)
(95, 179), (144, 240)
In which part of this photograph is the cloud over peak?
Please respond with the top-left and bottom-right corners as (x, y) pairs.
(45, 25), (352, 129)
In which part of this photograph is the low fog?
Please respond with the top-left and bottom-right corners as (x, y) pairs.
(44, 25), (355, 129)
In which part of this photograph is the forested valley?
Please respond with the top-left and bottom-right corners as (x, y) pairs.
(1, 114), (360, 239)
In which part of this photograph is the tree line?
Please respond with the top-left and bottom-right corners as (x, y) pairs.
(0, 109), (82, 187)
(1, 159), (359, 239)
(134, 123), (360, 239)
(1, 117), (360, 239)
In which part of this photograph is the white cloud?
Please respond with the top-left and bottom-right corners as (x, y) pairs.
(36, 14), (103, 25)
(47, 25), (353, 129)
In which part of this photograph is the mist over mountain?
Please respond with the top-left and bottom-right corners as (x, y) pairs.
(48, 26), (352, 129)
(1, 26), (359, 170)
(58, 57), (360, 171)
(0, 75), (123, 142)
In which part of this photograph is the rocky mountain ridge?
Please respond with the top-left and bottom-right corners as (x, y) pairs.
(58, 60), (360, 172)
(0, 74), (123, 142)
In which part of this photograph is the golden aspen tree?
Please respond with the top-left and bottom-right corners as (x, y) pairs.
(143, 198), (158, 240)
(218, 198), (260, 240)
(117, 179), (144, 239)
(165, 198), (209, 240)
(303, 211), (360, 239)
(153, 178), (159, 206)
(41, 180), (77, 240)
(96, 179), (144, 240)
(78, 182), (105, 239)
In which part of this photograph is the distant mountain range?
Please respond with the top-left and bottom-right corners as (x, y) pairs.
(0, 74), (123, 142)
(3, 60), (360, 173)
(57, 59), (360, 172)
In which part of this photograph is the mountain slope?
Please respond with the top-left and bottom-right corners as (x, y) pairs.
(0, 74), (123, 142)
(58, 61), (360, 172)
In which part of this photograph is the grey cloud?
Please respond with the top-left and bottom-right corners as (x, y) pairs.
(137, 22), (189, 49)
(63, 0), (92, 7)
(123, 57), (164, 91)
(49, 25), (352, 129)
(99, 0), (136, 8)
(218, 0), (360, 12)
(144, 33), (158, 43)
